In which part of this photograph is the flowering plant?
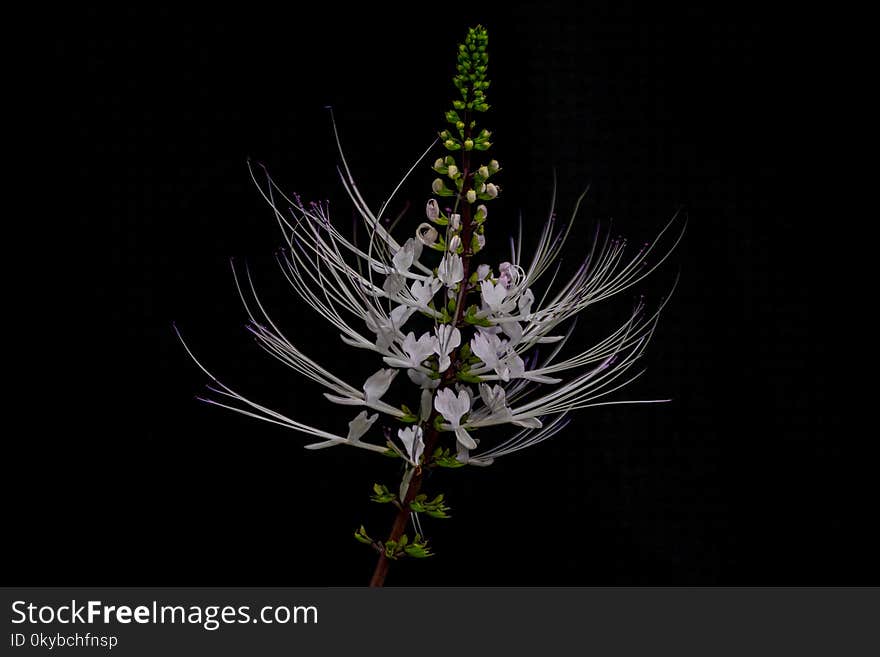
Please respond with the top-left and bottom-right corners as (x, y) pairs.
(178, 25), (683, 586)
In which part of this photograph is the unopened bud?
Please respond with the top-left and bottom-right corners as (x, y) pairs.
(476, 204), (488, 220)
(447, 164), (459, 179)
(433, 178), (453, 196)
(466, 189), (477, 204)
(449, 235), (461, 252)
(477, 264), (490, 281)
(478, 165), (489, 179)
(464, 139), (474, 151)
(449, 213), (461, 230)
(485, 183), (499, 199)
(489, 159), (500, 173)
(434, 158), (445, 170)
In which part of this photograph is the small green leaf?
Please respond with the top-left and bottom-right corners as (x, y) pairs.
(354, 525), (372, 544)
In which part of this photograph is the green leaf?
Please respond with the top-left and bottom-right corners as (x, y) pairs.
(354, 525), (372, 544)
(456, 370), (483, 383)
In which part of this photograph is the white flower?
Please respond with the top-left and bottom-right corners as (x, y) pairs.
(384, 331), (438, 369)
(363, 368), (397, 403)
(476, 263), (490, 281)
(501, 319), (523, 345)
(347, 411), (379, 441)
(392, 237), (421, 273)
(449, 235), (461, 252)
(398, 426), (425, 465)
(480, 279), (508, 312)
(410, 277), (441, 308)
(437, 254), (464, 286)
(434, 387), (476, 449)
(479, 384), (512, 420)
(433, 324), (461, 372)
(471, 329), (505, 373)
(303, 410), (379, 450)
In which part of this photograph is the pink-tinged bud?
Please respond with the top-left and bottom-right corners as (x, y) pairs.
(449, 213), (461, 230)
(449, 235), (461, 252)
(476, 234), (486, 250)
(486, 183), (499, 198)
(426, 199), (440, 220)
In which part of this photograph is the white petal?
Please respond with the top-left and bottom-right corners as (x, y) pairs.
(398, 426), (425, 464)
(363, 369), (397, 403)
(518, 288), (535, 317)
(392, 238), (417, 272)
(480, 279), (507, 311)
(454, 426), (477, 450)
(347, 411), (378, 442)
(438, 254), (464, 286)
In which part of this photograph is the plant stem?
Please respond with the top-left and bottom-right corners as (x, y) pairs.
(369, 123), (476, 587)
(369, 426), (441, 587)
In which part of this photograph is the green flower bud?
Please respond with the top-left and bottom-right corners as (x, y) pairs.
(464, 139), (474, 151)
(444, 139), (461, 151)
(432, 178), (454, 196)
(478, 165), (489, 179)
(466, 189), (477, 204)
(489, 159), (500, 173)
(447, 164), (459, 179)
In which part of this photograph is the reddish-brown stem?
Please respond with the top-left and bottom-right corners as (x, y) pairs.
(369, 427), (441, 587)
(369, 118), (477, 588)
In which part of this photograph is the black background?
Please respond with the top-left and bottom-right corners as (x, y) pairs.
(10, 4), (841, 586)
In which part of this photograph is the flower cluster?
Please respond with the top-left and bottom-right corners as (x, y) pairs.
(178, 25), (682, 579)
